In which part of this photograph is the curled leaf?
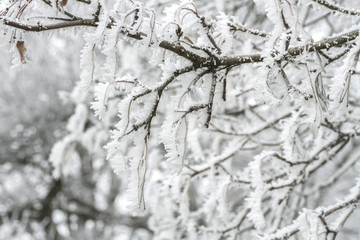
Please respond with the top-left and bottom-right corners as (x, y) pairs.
(16, 41), (26, 64)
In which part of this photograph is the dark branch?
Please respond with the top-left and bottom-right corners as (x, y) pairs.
(2, 18), (95, 32)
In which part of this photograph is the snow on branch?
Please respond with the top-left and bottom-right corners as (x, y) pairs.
(2, 0), (360, 238)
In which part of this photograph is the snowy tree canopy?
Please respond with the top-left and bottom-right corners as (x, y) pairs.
(1, 0), (360, 239)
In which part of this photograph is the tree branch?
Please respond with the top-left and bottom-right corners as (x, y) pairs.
(2, 12), (359, 70)
(1, 18), (95, 32)
(312, 0), (360, 16)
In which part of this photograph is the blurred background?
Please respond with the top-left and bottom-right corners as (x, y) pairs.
(0, 34), (151, 239)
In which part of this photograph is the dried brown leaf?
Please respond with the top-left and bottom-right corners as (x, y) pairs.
(16, 41), (26, 64)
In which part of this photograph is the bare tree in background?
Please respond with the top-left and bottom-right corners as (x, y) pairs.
(1, 0), (360, 239)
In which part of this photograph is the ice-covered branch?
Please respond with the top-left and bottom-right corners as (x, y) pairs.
(311, 0), (360, 16)
(1, 18), (95, 32)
